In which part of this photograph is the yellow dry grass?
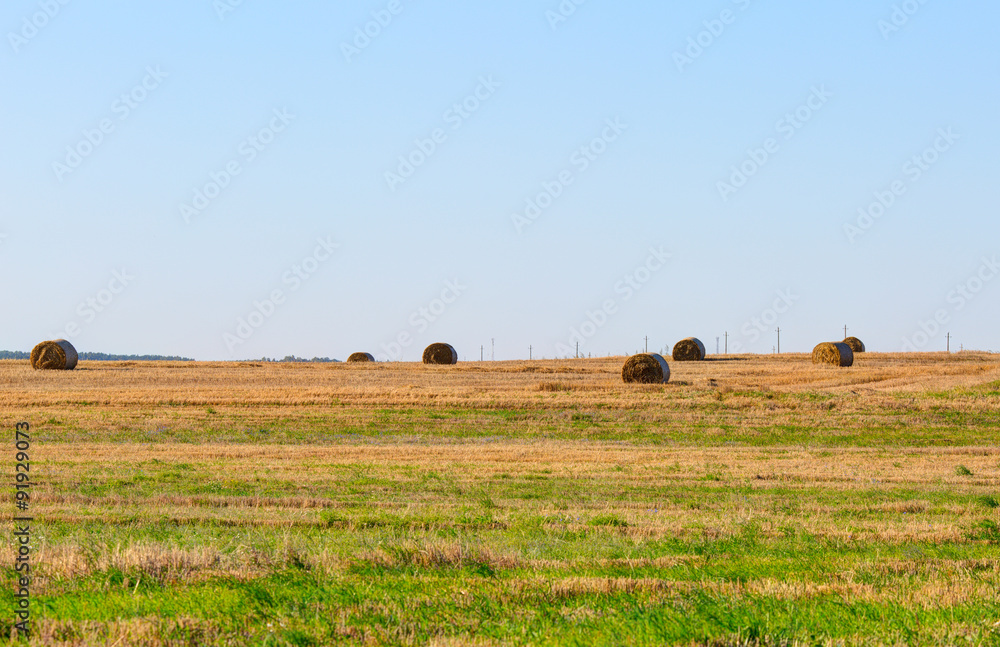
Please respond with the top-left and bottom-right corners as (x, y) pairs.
(2, 352), (998, 409)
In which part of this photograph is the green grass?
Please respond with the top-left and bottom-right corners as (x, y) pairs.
(11, 449), (1000, 645)
(19, 569), (999, 645)
(24, 400), (1000, 448)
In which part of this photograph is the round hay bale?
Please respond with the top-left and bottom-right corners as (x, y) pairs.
(672, 337), (706, 362)
(347, 352), (375, 363)
(422, 343), (458, 365)
(843, 337), (865, 353)
(30, 339), (78, 370)
(812, 342), (854, 367)
(622, 353), (670, 384)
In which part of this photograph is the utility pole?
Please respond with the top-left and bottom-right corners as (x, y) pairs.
(644, 336), (648, 353)
(716, 337), (720, 355)
(491, 338), (495, 361)
(844, 325), (848, 339)
(946, 333), (951, 353)
(724, 332), (728, 354)
(529, 345), (532, 360)
(575, 341), (579, 359)
(776, 327), (781, 354)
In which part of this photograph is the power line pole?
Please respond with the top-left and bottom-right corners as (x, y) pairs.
(844, 325), (848, 339)
(575, 342), (579, 359)
(529, 345), (532, 360)
(776, 327), (781, 354)
(724, 331), (728, 354)
(716, 337), (720, 355)
(946, 332), (951, 353)
(644, 336), (648, 353)
(491, 338), (495, 361)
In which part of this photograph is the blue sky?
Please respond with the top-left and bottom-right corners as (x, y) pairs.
(2, 0), (998, 360)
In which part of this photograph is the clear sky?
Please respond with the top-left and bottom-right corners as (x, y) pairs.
(2, 1), (998, 360)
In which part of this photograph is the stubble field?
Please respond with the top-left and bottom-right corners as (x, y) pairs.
(2, 353), (999, 646)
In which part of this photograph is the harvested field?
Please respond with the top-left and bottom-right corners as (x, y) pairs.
(2, 353), (999, 645)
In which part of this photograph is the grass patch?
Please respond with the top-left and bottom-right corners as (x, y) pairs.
(589, 514), (628, 528)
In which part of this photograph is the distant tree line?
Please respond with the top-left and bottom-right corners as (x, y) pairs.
(2, 350), (341, 362)
(253, 356), (339, 363)
(0, 351), (194, 361)
(79, 352), (195, 361)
